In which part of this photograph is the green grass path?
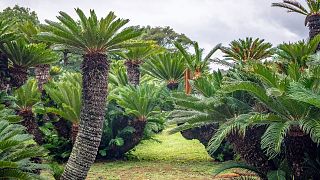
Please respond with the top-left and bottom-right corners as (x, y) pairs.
(45, 131), (219, 180)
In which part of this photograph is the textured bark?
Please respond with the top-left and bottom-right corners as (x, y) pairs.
(180, 123), (218, 146)
(61, 53), (109, 180)
(167, 82), (179, 90)
(0, 52), (9, 91)
(109, 118), (147, 157)
(35, 64), (51, 91)
(125, 61), (140, 86)
(71, 123), (79, 144)
(285, 128), (317, 179)
(53, 118), (71, 139)
(227, 126), (276, 175)
(18, 110), (44, 145)
(9, 65), (28, 88)
(308, 14), (320, 51)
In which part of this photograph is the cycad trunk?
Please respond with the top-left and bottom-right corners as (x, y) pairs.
(308, 14), (320, 51)
(109, 118), (147, 157)
(34, 64), (51, 91)
(167, 82), (179, 90)
(285, 128), (316, 179)
(71, 123), (79, 144)
(18, 110), (44, 145)
(125, 61), (140, 86)
(227, 126), (276, 175)
(9, 65), (28, 88)
(0, 52), (9, 91)
(61, 53), (109, 180)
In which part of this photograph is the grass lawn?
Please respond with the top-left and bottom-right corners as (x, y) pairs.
(44, 131), (228, 179)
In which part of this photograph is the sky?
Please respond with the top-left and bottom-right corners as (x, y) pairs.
(0, 0), (309, 54)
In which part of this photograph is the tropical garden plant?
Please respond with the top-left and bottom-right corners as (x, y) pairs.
(38, 8), (142, 179)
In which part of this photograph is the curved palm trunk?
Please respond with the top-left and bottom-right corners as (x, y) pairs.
(125, 61), (140, 86)
(9, 65), (28, 88)
(308, 14), (320, 51)
(34, 64), (51, 91)
(61, 53), (109, 180)
(227, 126), (276, 175)
(0, 52), (9, 91)
(71, 123), (79, 144)
(18, 110), (44, 145)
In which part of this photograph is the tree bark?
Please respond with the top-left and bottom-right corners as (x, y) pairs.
(61, 53), (109, 180)
(18, 110), (44, 145)
(227, 126), (276, 175)
(308, 14), (320, 51)
(9, 65), (28, 88)
(34, 64), (51, 91)
(53, 117), (71, 139)
(125, 60), (140, 86)
(71, 123), (79, 144)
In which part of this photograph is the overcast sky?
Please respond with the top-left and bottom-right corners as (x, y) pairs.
(0, 0), (309, 52)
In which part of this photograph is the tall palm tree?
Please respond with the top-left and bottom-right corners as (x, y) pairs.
(0, 21), (15, 91)
(38, 9), (141, 179)
(117, 42), (162, 86)
(221, 37), (274, 64)
(0, 40), (58, 88)
(272, 0), (320, 41)
(175, 41), (221, 94)
(142, 52), (185, 90)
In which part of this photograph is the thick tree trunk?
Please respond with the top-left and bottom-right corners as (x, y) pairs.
(53, 118), (71, 139)
(109, 118), (147, 157)
(61, 53), (109, 180)
(71, 123), (79, 144)
(308, 14), (320, 51)
(227, 126), (276, 175)
(35, 64), (51, 91)
(285, 128), (317, 179)
(180, 123), (218, 146)
(0, 52), (9, 91)
(9, 65), (28, 88)
(18, 110), (44, 145)
(125, 60), (140, 86)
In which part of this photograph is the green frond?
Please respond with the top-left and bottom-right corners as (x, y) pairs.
(212, 161), (262, 177)
(13, 79), (41, 110)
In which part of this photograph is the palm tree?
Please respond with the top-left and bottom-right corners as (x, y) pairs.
(276, 35), (320, 71)
(272, 0), (320, 41)
(13, 79), (44, 145)
(0, 21), (15, 91)
(221, 37), (274, 64)
(142, 52), (185, 90)
(38, 9), (142, 179)
(208, 63), (320, 178)
(117, 41), (162, 86)
(0, 40), (58, 88)
(45, 73), (82, 144)
(108, 84), (161, 155)
(175, 41), (221, 94)
(19, 21), (53, 91)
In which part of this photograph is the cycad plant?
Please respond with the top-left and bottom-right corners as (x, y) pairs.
(117, 41), (162, 86)
(272, 0), (320, 40)
(0, 21), (15, 91)
(38, 9), (141, 179)
(208, 63), (320, 178)
(142, 52), (185, 90)
(13, 79), (43, 144)
(175, 41), (221, 94)
(109, 84), (161, 156)
(44, 73), (82, 144)
(276, 35), (320, 71)
(19, 21), (53, 91)
(221, 37), (274, 65)
(0, 118), (47, 179)
(0, 40), (58, 88)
